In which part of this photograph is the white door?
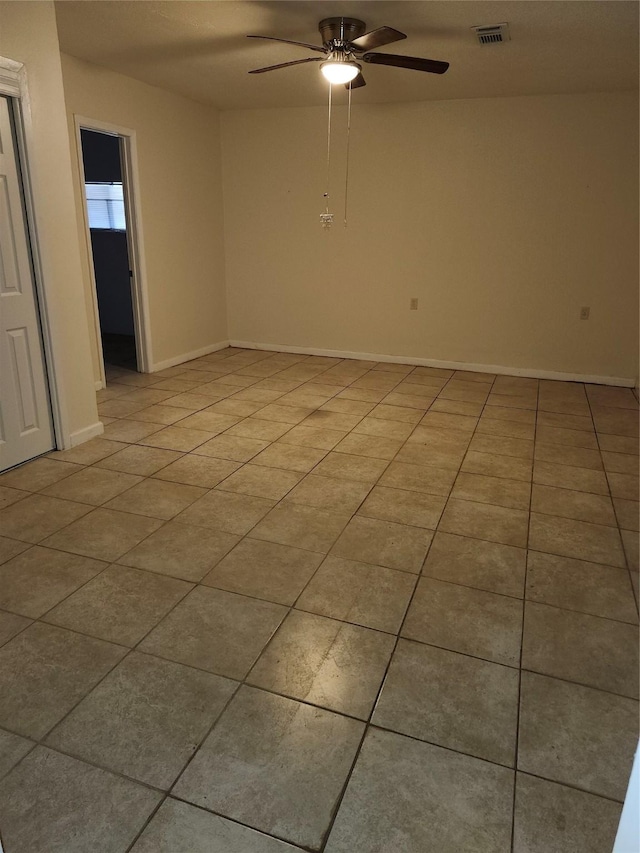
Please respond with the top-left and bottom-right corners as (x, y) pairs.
(0, 96), (54, 471)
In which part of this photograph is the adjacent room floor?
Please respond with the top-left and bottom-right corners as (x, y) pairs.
(0, 346), (637, 853)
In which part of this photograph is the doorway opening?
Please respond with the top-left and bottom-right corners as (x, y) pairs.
(75, 118), (151, 385)
(81, 129), (136, 372)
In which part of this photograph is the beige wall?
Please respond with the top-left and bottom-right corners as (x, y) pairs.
(221, 92), (639, 382)
(60, 54), (227, 380)
(0, 1), (99, 444)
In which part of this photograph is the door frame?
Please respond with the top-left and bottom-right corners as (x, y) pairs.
(0, 57), (68, 450)
(73, 115), (152, 385)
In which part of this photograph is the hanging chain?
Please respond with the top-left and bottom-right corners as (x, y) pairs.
(320, 83), (334, 229)
(344, 80), (352, 227)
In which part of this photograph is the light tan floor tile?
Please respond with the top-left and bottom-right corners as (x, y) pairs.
(602, 451), (639, 475)
(536, 410), (593, 432)
(0, 611), (32, 648)
(529, 512), (626, 567)
(296, 556), (416, 633)
(248, 610), (394, 718)
(369, 403), (423, 424)
(483, 405), (536, 425)
(423, 532), (526, 597)
(522, 601), (638, 698)
(334, 432), (403, 461)
(403, 577), (522, 666)
(250, 503), (351, 553)
(173, 686), (364, 851)
(406, 426), (470, 454)
(46, 652), (236, 789)
(255, 403), (313, 423)
(452, 472), (530, 510)
(420, 411), (478, 434)
(0, 536), (30, 565)
(0, 458), (82, 492)
(518, 672), (637, 800)
(358, 485), (445, 529)
(96, 444), (183, 475)
(598, 434), (639, 455)
(301, 410), (365, 431)
(176, 489), (275, 535)
(41, 467), (143, 506)
(103, 479), (206, 520)
(99, 399), (147, 419)
(607, 471), (639, 500)
(526, 551), (637, 623)
(535, 424), (598, 449)
(0, 622), (126, 738)
(439, 498), (529, 547)
(44, 563), (191, 646)
(0, 495), (92, 544)
(132, 404), (196, 425)
(535, 442), (603, 471)
(278, 424), (347, 450)
(613, 497), (639, 531)
(378, 461), (455, 496)
(396, 442), (466, 471)
(225, 418), (292, 441)
(462, 451), (532, 482)
(470, 434), (534, 460)
(192, 434), (269, 462)
(374, 639), (519, 765)
(312, 451), (389, 484)
(429, 398), (484, 417)
(531, 484), (616, 526)
(42, 507), (162, 561)
(47, 438), (126, 466)
(331, 516), (433, 573)
(152, 454), (240, 487)
(352, 416), (415, 441)
(476, 418), (535, 440)
(438, 387), (489, 405)
(170, 411), (240, 434)
(205, 398), (265, 417)
(486, 393), (536, 410)
(217, 464), (302, 501)
(139, 586), (286, 679)
(131, 798), (308, 852)
(103, 419), (163, 443)
(119, 388), (176, 407)
(324, 728), (513, 853)
(513, 773), (622, 853)
(285, 474), (371, 514)
(159, 392), (220, 410)
(138, 426), (215, 451)
(0, 487), (28, 510)
(119, 521), (239, 582)
(0, 547), (105, 619)
(250, 443), (327, 473)
(321, 398), (375, 416)
(592, 406), (639, 438)
(203, 538), (322, 605)
(533, 460), (608, 494)
(0, 728), (33, 780)
(621, 528), (639, 569)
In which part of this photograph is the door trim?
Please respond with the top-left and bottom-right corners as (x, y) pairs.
(0, 56), (69, 450)
(73, 115), (153, 383)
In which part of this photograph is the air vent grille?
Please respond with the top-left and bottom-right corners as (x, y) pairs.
(472, 23), (511, 45)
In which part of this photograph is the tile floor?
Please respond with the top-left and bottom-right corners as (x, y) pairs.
(0, 346), (638, 852)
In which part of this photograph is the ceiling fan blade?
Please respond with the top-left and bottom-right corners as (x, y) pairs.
(346, 71), (366, 90)
(363, 52), (449, 74)
(249, 57), (324, 74)
(350, 26), (406, 52)
(246, 35), (326, 54)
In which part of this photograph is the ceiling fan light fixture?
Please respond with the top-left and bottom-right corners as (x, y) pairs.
(320, 58), (360, 84)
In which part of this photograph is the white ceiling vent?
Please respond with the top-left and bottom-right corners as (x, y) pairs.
(472, 23), (511, 45)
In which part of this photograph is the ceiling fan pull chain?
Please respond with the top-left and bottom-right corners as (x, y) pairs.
(344, 80), (352, 228)
(320, 83), (334, 229)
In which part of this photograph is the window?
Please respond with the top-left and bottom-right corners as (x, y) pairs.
(84, 182), (126, 230)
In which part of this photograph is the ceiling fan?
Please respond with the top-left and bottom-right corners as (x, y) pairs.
(247, 17), (449, 88)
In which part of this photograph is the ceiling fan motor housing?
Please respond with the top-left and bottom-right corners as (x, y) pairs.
(319, 17), (367, 48)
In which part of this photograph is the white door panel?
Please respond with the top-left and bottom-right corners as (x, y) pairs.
(0, 96), (54, 471)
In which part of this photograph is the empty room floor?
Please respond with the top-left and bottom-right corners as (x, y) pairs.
(0, 346), (637, 852)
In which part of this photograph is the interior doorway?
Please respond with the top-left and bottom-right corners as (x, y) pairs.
(75, 118), (152, 385)
(81, 128), (136, 371)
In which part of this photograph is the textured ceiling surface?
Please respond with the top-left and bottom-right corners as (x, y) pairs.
(55, 1), (639, 109)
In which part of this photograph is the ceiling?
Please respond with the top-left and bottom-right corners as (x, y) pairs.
(54, 1), (639, 110)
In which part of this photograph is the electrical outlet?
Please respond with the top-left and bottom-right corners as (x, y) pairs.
(410, 298), (419, 310)
(580, 306), (590, 320)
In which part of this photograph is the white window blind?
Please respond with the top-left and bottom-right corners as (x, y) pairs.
(85, 182), (126, 230)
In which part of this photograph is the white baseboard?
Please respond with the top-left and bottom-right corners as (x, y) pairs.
(94, 380), (104, 391)
(68, 421), (105, 448)
(150, 340), (229, 373)
(229, 339), (635, 387)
